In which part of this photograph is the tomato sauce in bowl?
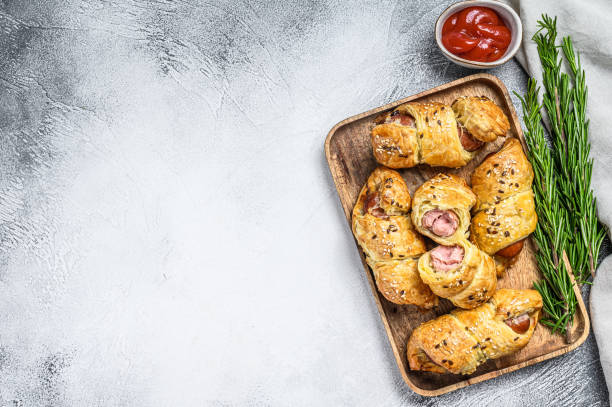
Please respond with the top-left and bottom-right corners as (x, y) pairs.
(441, 6), (511, 63)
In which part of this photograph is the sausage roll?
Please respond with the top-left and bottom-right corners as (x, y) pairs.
(407, 288), (542, 375)
(452, 96), (510, 144)
(352, 167), (438, 308)
(412, 173), (476, 246)
(418, 240), (496, 309)
(371, 98), (509, 169)
(470, 138), (537, 273)
(372, 102), (472, 168)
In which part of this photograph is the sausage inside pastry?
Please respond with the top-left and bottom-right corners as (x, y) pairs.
(418, 239), (496, 309)
(470, 138), (537, 274)
(352, 167), (438, 308)
(452, 96), (510, 143)
(371, 98), (509, 169)
(407, 289), (542, 375)
(412, 173), (476, 246)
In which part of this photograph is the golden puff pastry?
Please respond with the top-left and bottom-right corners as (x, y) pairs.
(418, 240), (496, 309)
(452, 96), (510, 143)
(352, 167), (437, 308)
(411, 173), (476, 246)
(372, 260), (438, 307)
(470, 138), (537, 271)
(372, 102), (472, 168)
(371, 98), (510, 169)
(370, 122), (419, 169)
(407, 288), (542, 375)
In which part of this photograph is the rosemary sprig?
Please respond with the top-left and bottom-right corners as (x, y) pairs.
(515, 15), (605, 335)
(532, 16), (606, 283)
(561, 36), (607, 280)
(517, 80), (576, 335)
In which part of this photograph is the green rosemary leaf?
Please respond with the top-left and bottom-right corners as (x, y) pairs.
(516, 15), (605, 335)
(516, 79), (576, 335)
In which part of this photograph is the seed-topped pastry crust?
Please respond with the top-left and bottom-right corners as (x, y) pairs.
(452, 96), (510, 142)
(371, 98), (509, 169)
(412, 173), (476, 246)
(352, 167), (437, 308)
(407, 289), (542, 375)
(418, 240), (497, 309)
(470, 138), (537, 274)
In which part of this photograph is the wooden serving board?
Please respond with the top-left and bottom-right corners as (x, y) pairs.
(324, 73), (589, 397)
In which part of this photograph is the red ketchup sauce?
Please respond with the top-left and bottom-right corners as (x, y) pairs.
(441, 6), (511, 62)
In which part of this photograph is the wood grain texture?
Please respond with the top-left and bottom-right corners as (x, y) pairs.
(324, 73), (589, 397)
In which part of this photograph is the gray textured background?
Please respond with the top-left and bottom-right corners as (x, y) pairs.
(0, 0), (608, 405)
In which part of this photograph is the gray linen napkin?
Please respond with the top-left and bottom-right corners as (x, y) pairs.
(506, 0), (612, 395)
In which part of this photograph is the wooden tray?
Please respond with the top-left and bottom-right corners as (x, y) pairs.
(324, 73), (589, 397)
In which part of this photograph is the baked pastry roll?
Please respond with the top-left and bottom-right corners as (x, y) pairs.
(470, 138), (537, 273)
(418, 240), (496, 309)
(371, 114), (419, 169)
(407, 288), (542, 375)
(372, 102), (471, 168)
(411, 173), (476, 245)
(352, 167), (437, 308)
(452, 96), (510, 143)
(371, 98), (509, 169)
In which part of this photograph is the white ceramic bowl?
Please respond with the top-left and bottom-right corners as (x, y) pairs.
(435, 0), (522, 69)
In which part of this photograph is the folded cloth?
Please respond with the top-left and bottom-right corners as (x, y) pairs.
(506, 0), (612, 396)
